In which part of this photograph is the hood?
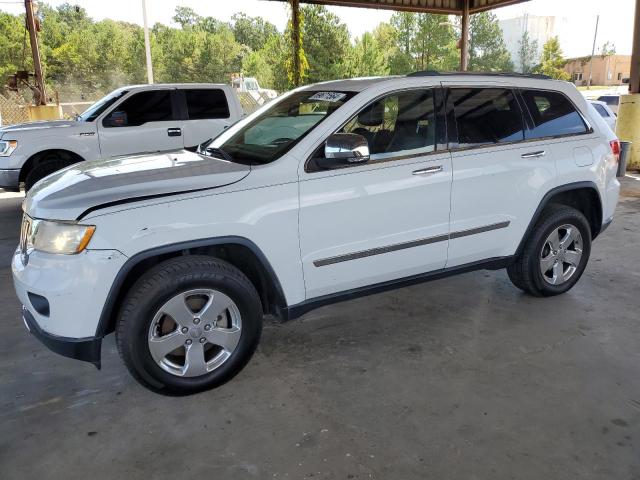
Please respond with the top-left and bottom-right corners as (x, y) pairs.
(24, 150), (250, 220)
(0, 120), (80, 135)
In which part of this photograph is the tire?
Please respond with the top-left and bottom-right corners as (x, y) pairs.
(116, 256), (263, 395)
(507, 204), (592, 297)
(24, 157), (72, 191)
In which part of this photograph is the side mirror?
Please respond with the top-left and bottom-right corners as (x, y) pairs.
(324, 133), (370, 164)
(105, 110), (128, 127)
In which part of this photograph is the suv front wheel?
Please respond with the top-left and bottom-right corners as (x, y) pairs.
(116, 256), (263, 395)
(507, 205), (592, 297)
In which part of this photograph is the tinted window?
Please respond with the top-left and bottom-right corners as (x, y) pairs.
(592, 103), (610, 117)
(215, 90), (355, 164)
(522, 89), (588, 139)
(79, 89), (128, 122)
(105, 90), (173, 127)
(598, 95), (619, 106)
(450, 88), (524, 147)
(185, 89), (230, 119)
(341, 89), (436, 157)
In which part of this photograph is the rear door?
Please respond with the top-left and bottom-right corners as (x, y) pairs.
(97, 88), (183, 157)
(178, 88), (236, 148)
(443, 83), (557, 267)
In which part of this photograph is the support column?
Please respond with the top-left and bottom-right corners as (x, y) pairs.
(460, 0), (470, 72)
(630, 0), (640, 94)
(291, 0), (302, 87)
(616, 0), (640, 170)
(142, 0), (154, 84)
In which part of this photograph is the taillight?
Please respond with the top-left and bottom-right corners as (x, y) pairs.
(610, 139), (621, 163)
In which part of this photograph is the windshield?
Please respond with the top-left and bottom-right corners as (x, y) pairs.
(207, 90), (355, 165)
(78, 89), (129, 122)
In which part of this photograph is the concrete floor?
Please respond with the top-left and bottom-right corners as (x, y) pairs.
(1, 178), (639, 480)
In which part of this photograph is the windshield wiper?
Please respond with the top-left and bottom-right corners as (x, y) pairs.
(202, 146), (234, 162)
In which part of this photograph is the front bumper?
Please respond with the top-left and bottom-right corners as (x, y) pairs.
(22, 307), (102, 367)
(0, 169), (19, 189)
(12, 247), (127, 365)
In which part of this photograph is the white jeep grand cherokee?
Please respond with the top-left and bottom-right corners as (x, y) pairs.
(13, 73), (621, 395)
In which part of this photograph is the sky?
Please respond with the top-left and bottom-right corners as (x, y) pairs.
(0, 0), (636, 57)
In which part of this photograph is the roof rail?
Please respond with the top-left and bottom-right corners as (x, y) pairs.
(407, 71), (552, 80)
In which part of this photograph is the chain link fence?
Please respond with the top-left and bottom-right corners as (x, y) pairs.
(0, 92), (29, 126)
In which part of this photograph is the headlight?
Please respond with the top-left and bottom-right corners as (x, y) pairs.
(21, 216), (95, 255)
(0, 140), (18, 156)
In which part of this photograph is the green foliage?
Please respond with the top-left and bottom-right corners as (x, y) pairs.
(468, 12), (513, 72)
(389, 12), (458, 73)
(0, 12), (30, 82)
(299, 5), (350, 83)
(0, 3), (518, 101)
(600, 41), (616, 57)
(348, 32), (388, 77)
(232, 13), (278, 52)
(535, 36), (570, 80)
(518, 30), (538, 74)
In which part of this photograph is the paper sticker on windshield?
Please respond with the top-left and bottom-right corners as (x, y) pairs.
(308, 92), (347, 103)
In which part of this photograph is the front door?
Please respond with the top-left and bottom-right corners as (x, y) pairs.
(98, 88), (184, 158)
(298, 88), (452, 299)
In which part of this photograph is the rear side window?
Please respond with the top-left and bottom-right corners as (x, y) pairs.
(105, 90), (173, 127)
(592, 103), (610, 118)
(185, 89), (230, 119)
(521, 90), (588, 139)
(449, 88), (524, 148)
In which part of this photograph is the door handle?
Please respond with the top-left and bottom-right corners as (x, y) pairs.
(167, 127), (182, 137)
(521, 150), (546, 158)
(412, 165), (443, 175)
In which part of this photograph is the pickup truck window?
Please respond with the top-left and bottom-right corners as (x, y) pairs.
(185, 89), (230, 119)
(216, 90), (355, 165)
(104, 90), (174, 127)
(78, 89), (128, 122)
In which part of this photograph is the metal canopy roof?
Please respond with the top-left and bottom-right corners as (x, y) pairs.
(268, 0), (531, 15)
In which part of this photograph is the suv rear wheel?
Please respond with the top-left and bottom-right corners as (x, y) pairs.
(116, 256), (262, 395)
(507, 205), (592, 297)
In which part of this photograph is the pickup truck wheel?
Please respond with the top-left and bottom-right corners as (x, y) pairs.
(507, 205), (591, 297)
(116, 256), (262, 395)
(24, 158), (72, 191)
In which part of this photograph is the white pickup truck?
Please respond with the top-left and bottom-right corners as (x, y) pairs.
(0, 83), (244, 190)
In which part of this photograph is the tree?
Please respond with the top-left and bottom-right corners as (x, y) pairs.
(389, 12), (457, 72)
(600, 41), (616, 57)
(468, 12), (513, 72)
(299, 5), (350, 83)
(412, 13), (458, 71)
(518, 30), (538, 74)
(231, 13), (278, 52)
(0, 12), (30, 82)
(372, 22), (413, 75)
(348, 32), (387, 77)
(172, 6), (201, 28)
(535, 36), (570, 80)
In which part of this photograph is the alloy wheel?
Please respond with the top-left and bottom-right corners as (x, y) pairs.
(147, 289), (242, 377)
(539, 224), (583, 285)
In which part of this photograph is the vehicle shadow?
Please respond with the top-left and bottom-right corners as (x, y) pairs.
(0, 190), (24, 264)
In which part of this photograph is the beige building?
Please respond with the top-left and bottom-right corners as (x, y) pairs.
(564, 55), (631, 86)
